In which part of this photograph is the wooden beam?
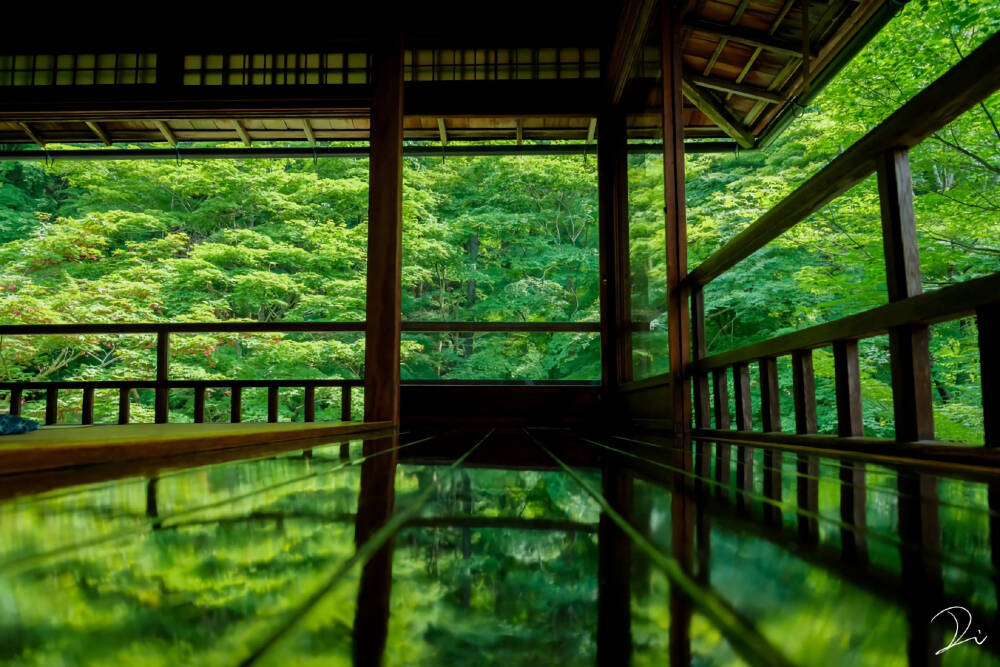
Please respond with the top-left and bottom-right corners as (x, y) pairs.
(365, 32), (405, 424)
(18, 122), (44, 147)
(687, 73), (785, 104)
(233, 120), (252, 147)
(687, 31), (1000, 287)
(598, 107), (632, 394)
(437, 117), (447, 146)
(681, 79), (755, 149)
(606, 0), (658, 105)
(153, 120), (178, 147)
(587, 117), (597, 143)
(684, 18), (812, 59)
(662, 0), (691, 436)
(85, 121), (112, 146)
(701, 0), (751, 76)
(301, 119), (317, 147)
(516, 119), (523, 145)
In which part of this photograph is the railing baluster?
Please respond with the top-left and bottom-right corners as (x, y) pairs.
(791, 350), (819, 543)
(9, 387), (21, 416)
(691, 287), (712, 488)
(155, 330), (169, 424)
(45, 387), (58, 425)
(711, 368), (730, 498)
(341, 384), (352, 422)
(268, 385), (279, 423)
(118, 386), (130, 424)
(194, 386), (206, 423)
(81, 387), (94, 425)
(230, 385), (242, 423)
(732, 362), (753, 511)
(833, 339), (867, 562)
(979, 304), (998, 447)
(759, 357), (781, 525)
(304, 385), (316, 423)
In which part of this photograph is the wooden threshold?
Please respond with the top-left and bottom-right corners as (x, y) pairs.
(0, 421), (393, 475)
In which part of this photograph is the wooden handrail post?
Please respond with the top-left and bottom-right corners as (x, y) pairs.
(833, 339), (867, 561)
(341, 384), (352, 422)
(9, 387), (22, 416)
(759, 356), (781, 525)
(45, 387), (58, 425)
(154, 330), (169, 424)
(193, 386), (206, 423)
(81, 387), (94, 425)
(267, 385), (279, 423)
(711, 368), (731, 498)
(118, 386), (130, 424)
(304, 386), (316, 423)
(230, 385), (242, 423)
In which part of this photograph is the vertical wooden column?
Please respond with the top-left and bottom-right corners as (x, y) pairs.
(9, 387), (22, 416)
(759, 357), (782, 525)
(118, 386), (130, 424)
(791, 350), (819, 542)
(833, 340), (867, 561)
(267, 386), (279, 423)
(81, 387), (94, 425)
(364, 32), (405, 426)
(598, 106), (632, 397)
(45, 388), (58, 425)
(155, 330), (169, 424)
(878, 147), (941, 665)
(193, 386), (206, 423)
(660, 0), (690, 437)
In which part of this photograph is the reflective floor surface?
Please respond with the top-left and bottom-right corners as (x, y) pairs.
(1, 428), (998, 665)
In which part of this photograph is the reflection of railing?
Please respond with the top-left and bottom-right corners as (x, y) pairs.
(0, 320), (599, 425)
(671, 34), (1000, 458)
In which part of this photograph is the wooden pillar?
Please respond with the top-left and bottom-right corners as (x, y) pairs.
(878, 147), (941, 665)
(598, 106), (632, 395)
(711, 369), (731, 498)
(81, 387), (94, 425)
(364, 32), (404, 425)
(267, 385), (279, 423)
(833, 340), (867, 561)
(155, 330), (169, 424)
(791, 350), (819, 542)
(691, 288), (712, 489)
(979, 304), (998, 447)
(193, 386), (206, 423)
(759, 357), (782, 525)
(733, 362), (753, 511)
(660, 0), (690, 436)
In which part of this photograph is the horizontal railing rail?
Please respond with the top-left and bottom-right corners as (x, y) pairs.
(0, 321), (599, 335)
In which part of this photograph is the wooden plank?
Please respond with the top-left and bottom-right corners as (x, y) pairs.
(598, 106), (632, 393)
(687, 32), (1000, 287)
(878, 148), (934, 442)
(365, 33), (405, 424)
(662, 0), (691, 436)
(0, 321), (366, 335)
(694, 271), (1000, 372)
(981, 305), (999, 447)
(791, 350), (819, 542)
(606, 0), (658, 104)
(155, 330), (169, 424)
(681, 79), (755, 149)
(833, 339), (867, 561)
(0, 421), (393, 475)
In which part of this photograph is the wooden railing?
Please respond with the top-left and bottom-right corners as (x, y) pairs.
(680, 31), (1000, 459)
(0, 320), (600, 425)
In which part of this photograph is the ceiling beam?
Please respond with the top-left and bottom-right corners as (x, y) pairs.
(18, 122), (44, 147)
(587, 118), (597, 143)
(681, 79), (755, 149)
(437, 118), (448, 146)
(301, 119), (317, 147)
(233, 120), (252, 146)
(702, 0), (751, 76)
(153, 120), (178, 147)
(605, 0), (658, 105)
(84, 121), (112, 146)
(684, 18), (814, 60)
(687, 73), (785, 104)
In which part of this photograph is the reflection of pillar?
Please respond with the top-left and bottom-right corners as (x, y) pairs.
(352, 434), (399, 666)
(598, 465), (633, 666)
(146, 476), (161, 530)
(898, 472), (942, 667)
(669, 437), (694, 667)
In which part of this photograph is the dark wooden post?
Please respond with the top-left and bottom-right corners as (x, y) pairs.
(9, 387), (21, 416)
(81, 387), (94, 425)
(230, 385), (242, 423)
(878, 147), (941, 665)
(598, 466), (633, 666)
(711, 368), (731, 496)
(155, 330), (169, 424)
(45, 387), (58, 425)
(980, 304), (998, 447)
(597, 105), (632, 398)
(364, 32), (405, 426)
(691, 287), (712, 486)
(791, 350), (819, 542)
(341, 384), (352, 422)
(193, 386), (206, 423)
(833, 339), (867, 561)
(733, 362), (753, 511)
(759, 356), (781, 525)
(118, 386), (130, 424)
(267, 385), (279, 423)
(304, 385), (316, 422)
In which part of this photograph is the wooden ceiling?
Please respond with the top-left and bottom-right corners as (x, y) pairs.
(0, 0), (894, 150)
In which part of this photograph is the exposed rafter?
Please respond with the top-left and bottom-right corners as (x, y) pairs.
(605, 0), (658, 104)
(153, 120), (178, 147)
(301, 119), (317, 147)
(587, 118), (597, 143)
(233, 120), (252, 147)
(684, 18), (813, 59)
(687, 73), (785, 104)
(85, 121), (112, 146)
(681, 79), (755, 149)
(702, 0), (751, 76)
(437, 118), (448, 146)
(18, 122), (44, 148)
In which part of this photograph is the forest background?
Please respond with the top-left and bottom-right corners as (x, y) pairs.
(0, 0), (997, 441)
